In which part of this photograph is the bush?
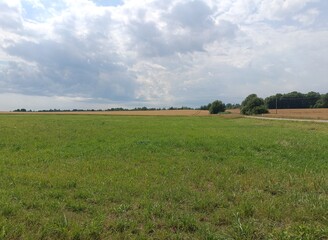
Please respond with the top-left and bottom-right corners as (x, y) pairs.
(209, 100), (226, 114)
(241, 94), (268, 115)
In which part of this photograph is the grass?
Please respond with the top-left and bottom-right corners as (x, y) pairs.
(0, 114), (327, 239)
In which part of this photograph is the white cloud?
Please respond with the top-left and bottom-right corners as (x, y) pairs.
(293, 8), (319, 25)
(0, 0), (327, 109)
(255, 0), (318, 21)
(0, 2), (23, 31)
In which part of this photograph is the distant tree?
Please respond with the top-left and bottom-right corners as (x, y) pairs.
(199, 103), (212, 110)
(241, 94), (268, 115)
(265, 93), (282, 109)
(265, 91), (321, 109)
(209, 100), (226, 114)
(234, 103), (241, 109)
(314, 93), (328, 108)
(306, 91), (321, 107)
(225, 103), (241, 109)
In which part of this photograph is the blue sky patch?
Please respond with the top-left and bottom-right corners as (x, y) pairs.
(92, 0), (123, 7)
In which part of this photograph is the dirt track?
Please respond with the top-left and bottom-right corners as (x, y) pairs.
(246, 116), (328, 123)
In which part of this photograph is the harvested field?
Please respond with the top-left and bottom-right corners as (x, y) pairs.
(0, 110), (210, 116)
(0, 110), (242, 117)
(228, 108), (328, 120)
(266, 108), (328, 120)
(3, 108), (327, 119)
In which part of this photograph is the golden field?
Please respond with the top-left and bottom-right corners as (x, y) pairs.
(266, 108), (328, 120)
(0, 110), (210, 116)
(228, 108), (328, 120)
(2, 108), (328, 119)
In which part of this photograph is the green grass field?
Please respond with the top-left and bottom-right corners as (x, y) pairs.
(0, 114), (327, 239)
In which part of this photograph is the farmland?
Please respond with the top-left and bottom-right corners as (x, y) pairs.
(266, 108), (328, 120)
(226, 108), (328, 120)
(2, 108), (328, 120)
(0, 110), (211, 116)
(0, 114), (327, 239)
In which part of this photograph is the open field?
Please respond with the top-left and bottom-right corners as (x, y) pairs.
(0, 115), (327, 239)
(0, 110), (211, 116)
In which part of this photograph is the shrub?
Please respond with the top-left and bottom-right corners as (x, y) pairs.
(209, 100), (226, 114)
(241, 94), (268, 115)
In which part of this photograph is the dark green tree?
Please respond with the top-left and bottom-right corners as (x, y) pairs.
(209, 100), (226, 114)
(199, 103), (212, 110)
(306, 91), (321, 107)
(314, 93), (328, 108)
(241, 94), (268, 115)
(265, 91), (321, 109)
(225, 103), (241, 109)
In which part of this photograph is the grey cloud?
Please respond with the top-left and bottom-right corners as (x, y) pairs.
(3, 31), (138, 100)
(168, 0), (213, 30)
(0, 1), (140, 101)
(127, 19), (209, 56)
(0, 3), (23, 31)
(126, 0), (239, 57)
(128, 20), (168, 57)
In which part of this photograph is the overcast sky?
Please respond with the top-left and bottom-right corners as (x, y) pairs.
(0, 0), (327, 110)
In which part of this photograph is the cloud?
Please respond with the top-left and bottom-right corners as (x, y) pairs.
(1, 1), (139, 101)
(4, 38), (138, 100)
(0, 0), (327, 110)
(168, 0), (213, 30)
(293, 8), (319, 25)
(256, 0), (316, 21)
(0, 2), (23, 31)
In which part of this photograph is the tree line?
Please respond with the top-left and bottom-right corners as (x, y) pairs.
(265, 91), (328, 109)
(13, 104), (240, 113)
(204, 91), (328, 116)
(239, 91), (328, 115)
(12, 106), (198, 113)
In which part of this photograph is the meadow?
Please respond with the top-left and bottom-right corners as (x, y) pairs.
(0, 114), (327, 239)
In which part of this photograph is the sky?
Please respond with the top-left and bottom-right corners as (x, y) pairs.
(0, 0), (327, 110)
